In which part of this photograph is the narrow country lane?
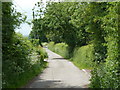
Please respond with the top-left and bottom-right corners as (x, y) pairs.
(25, 48), (91, 88)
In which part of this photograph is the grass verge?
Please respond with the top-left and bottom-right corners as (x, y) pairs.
(48, 42), (95, 70)
(6, 61), (48, 88)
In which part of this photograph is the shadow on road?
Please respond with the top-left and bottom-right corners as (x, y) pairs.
(28, 79), (82, 88)
(24, 48), (90, 88)
(52, 58), (69, 60)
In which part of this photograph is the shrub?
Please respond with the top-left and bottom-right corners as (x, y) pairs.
(72, 44), (95, 69)
(3, 33), (32, 88)
(48, 42), (55, 52)
(30, 39), (39, 46)
(90, 2), (120, 88)
(48, 42), (69, 58)
(54, 43), (69, 58)
(2, 33), (48, 88)
(35, 45), (48, 59)
(42, 42), (48, 47)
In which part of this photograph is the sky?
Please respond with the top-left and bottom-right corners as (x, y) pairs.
(12, 0), (64, 36)
(13, 0), (46, 36)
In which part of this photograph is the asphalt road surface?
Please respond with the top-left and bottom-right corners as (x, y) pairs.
(25, 48), (91, 88)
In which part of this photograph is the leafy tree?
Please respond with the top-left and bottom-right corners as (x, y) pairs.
(70, 2), (91, 46)
(31, 2), (91, 56)
(31, 1), (120, 88)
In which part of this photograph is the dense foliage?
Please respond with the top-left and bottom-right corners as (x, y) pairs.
(2, 2), (48, 88)
(48, 42), (95, 69)
(90, 2), (120, 88)
(31, 1), (120, 88)
(72, 44), (95, 69)
(48, 42), (69, 58)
